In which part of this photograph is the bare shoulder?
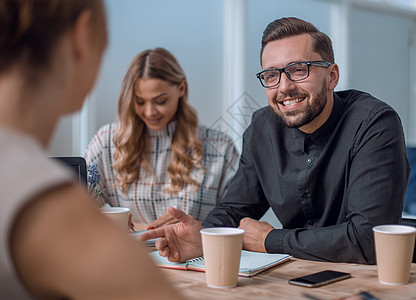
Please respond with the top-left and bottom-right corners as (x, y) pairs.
(10, 184), (184, 299)
(10, 183), (101, 297)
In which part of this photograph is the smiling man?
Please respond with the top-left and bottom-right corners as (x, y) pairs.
(260, 34), (335, 133)
(140, 17), (409, 264)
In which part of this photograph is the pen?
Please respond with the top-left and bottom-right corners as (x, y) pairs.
(302, 293), (322, 300)
(333, 291), (380, 300)
(359, 292), (380, 300)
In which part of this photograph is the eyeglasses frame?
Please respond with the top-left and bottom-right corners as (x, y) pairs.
(256, 61), (332, 88)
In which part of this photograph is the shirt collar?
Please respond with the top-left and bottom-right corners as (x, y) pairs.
(291, 93), (343, 153)
(146, 120), (177, 138)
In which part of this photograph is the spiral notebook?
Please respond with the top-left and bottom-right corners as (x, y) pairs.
(150, 250), (291, 277)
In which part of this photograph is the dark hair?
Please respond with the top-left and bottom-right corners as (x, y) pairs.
(260, 17), (334, 64)
(0, 0), (104, 74)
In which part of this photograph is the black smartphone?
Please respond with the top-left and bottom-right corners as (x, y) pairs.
(288, 270), (351, 288)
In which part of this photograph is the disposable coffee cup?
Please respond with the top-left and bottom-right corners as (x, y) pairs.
(373, 225), (416, 285)
(200, 227), (244, 288)
(100, 206), (130, 232)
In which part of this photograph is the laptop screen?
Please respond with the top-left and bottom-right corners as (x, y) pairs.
(52, 157), (87, 187)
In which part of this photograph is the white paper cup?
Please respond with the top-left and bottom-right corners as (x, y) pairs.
(200, 227), (244, 288)
(100, 206), (130, 232)
(373, 225), (416, 285)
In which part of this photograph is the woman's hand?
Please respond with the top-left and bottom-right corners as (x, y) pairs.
(147, 211), (180, 230)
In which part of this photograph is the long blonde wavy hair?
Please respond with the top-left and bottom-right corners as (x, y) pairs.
(113, 48), (204, 194)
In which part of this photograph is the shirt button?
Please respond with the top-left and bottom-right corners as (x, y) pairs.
(309, 220), (315, 226)
(307, 158), (313, 164)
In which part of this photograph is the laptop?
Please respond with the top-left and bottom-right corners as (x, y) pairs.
(52, 156), (87, 187)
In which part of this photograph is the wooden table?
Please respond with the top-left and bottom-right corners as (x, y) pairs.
(133, 224), (416, 299)
(158, 257), (416, 299)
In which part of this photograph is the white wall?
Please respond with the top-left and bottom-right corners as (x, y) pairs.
(49, 0), (416, 155)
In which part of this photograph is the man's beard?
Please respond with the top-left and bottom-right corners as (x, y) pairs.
(271, 83), (328, 128)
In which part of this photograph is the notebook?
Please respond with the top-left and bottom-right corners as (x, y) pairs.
(150, 250), (291, 277)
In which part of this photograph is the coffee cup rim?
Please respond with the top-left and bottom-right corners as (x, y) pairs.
(100, 206), (130, 214)
(200, 227), (245, 236)
(373, 224), (416, 235)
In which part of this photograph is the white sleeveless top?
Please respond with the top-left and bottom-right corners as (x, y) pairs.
(0, 129), (72, 299)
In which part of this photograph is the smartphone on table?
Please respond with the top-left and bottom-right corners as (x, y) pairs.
(288, 270), (351, 288)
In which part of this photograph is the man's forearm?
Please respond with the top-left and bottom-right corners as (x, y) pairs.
(264, 224), (377, 264)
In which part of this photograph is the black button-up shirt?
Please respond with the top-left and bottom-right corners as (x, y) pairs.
(203, 90), (410, 264)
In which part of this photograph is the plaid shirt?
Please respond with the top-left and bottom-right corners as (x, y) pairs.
(84, 121), (239, 224)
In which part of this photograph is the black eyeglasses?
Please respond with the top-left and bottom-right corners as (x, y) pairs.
(256, 61), (331, 88)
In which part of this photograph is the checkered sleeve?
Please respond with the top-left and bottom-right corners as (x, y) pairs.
(83, 123), (117, 206)
(199, 126), (240, 204)
(216, 136), (240, 201)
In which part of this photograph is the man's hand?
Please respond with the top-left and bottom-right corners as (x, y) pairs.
(238, 217), (274, 252)
(138, 207), (203, 262)
(147, 211), (179, 230)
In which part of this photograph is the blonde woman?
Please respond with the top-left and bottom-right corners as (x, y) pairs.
(84, 48), (239, 229)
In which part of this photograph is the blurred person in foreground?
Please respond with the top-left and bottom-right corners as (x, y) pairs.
(0, 0), (183, 299)
(84, 48), (239, 230)
(140, 17), (409, 264)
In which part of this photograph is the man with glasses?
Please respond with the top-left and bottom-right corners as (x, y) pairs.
(140, 17), (409, 264)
